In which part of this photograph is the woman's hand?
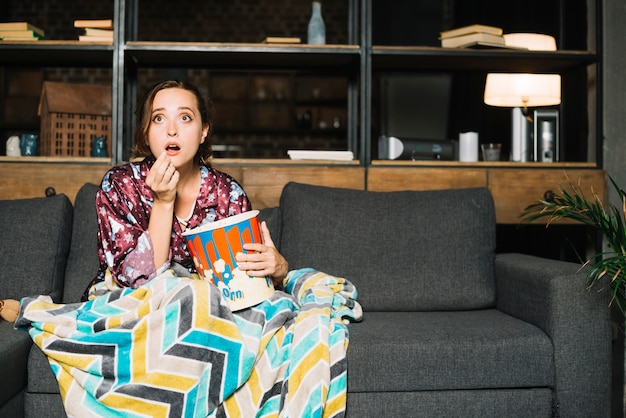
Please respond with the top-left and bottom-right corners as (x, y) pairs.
(236, 221), (288, 288)
(146, 151), (179, 204)
(146, 151), (179, 270)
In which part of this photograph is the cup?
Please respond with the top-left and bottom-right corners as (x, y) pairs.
(481, 143), (502, 161)
(183, 210), (274, 311)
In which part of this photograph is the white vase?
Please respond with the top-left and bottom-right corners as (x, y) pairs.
(307, 1), (326, 45)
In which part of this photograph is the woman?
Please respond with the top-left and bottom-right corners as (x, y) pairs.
(5, 80), (360, 417)
(82, 79), (287, 299)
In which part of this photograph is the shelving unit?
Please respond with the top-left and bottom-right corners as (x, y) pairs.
(0, 0), (605, 222)
(0, 0), (601, 164)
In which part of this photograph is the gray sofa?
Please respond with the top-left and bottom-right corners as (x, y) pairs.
(0, 181), (612, 417)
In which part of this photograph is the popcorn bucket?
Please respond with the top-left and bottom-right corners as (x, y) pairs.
(183, 210), (274, 311)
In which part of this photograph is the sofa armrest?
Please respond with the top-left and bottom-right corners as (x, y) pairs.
(495, 252), (611, 417)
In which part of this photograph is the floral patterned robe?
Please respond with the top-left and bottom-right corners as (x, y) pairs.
(82, 157), (251, 300)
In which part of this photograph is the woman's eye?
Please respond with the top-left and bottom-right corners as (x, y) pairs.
(152, 115), (163, 123)
(181, 114), (191, 122)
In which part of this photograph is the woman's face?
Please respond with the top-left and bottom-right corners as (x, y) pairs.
(147, 87), (209, 167)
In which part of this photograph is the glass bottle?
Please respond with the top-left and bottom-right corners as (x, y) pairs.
(307, 2), (326, 45)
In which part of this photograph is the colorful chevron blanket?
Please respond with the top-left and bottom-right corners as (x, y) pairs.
(15, 268), (362, 418)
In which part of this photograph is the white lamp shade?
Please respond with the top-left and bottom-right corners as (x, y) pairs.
(484, 73), (561, 107)
(484, 33), (560, 108)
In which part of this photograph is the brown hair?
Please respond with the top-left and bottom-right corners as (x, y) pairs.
(132, 80), (213, 164)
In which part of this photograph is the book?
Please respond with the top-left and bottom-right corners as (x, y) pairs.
(0, 37), (41, 41)
(0, 29), (45, 39)
(78, 35), (113, 43)
(73, 19), (113, 29)
(287, 150), (354, 161)
(439, 24), (503, 40)
(441, 32), (505, 48)
(0, 21), (45, 37)
(84, 27), (113, 37)
(262, 36), (301, 44)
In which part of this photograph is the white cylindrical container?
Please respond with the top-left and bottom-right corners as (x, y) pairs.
(459, 132), (479, 162)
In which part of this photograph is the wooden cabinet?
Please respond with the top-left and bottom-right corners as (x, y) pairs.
(0, 160), (111, 203)
(368, 162), (606, 224)
(489, 167), (607, 224)
(367, 166), (487, 191)
(214, 162), (365, 209)
(0, 158), (606, 228)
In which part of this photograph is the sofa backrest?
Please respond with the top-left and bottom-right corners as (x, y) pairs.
(272, 182), (497, 312)
(63, 183), (100, 303)
(0, 193), (72, 302)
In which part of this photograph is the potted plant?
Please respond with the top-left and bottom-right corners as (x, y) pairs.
(520, 176), (626, 315)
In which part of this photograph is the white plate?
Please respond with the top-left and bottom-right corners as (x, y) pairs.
(287, 150), (354, 161)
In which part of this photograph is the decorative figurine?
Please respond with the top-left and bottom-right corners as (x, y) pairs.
(6, 136), (20, 156)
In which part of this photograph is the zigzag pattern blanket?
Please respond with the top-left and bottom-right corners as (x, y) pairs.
(15, 268), (362, 418)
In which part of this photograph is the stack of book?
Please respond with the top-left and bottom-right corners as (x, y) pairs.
(439, 24), (504, 48)
(0, 22), (46, 41)
(75, 19), (113, 43)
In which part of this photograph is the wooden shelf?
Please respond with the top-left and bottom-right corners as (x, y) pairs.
(0, 40), (113, 66)
(125, 42), (361, 70)
(371, 46), (597, 72)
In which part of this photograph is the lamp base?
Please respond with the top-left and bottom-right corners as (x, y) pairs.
(511, 107), (532, 162)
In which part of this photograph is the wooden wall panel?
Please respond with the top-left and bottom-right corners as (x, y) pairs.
(0, 162), (606, 227)
(240, 166), (366, 209)
(489, 168), (607, 224)
(0, 162), (111, 203)
(367, 167), (487, 191)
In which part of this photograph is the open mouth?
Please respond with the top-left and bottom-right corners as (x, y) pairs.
(166, 144), (180, 151)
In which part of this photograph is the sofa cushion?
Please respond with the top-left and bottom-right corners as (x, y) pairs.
(277, 183), (496, 311)
(0, 193), (72, 302)
(62, 183), (100, 303)
(346, 311), (554, 393)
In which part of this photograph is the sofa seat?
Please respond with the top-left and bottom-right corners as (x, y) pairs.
(346, 389), (554, 417)
(347, 310), (553, 393)
(27, 298), (555, 394)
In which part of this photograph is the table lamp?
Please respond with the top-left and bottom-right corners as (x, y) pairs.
(483, 34), (561, 162)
